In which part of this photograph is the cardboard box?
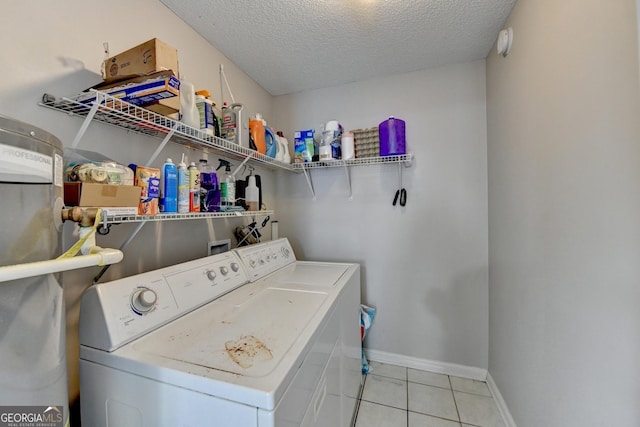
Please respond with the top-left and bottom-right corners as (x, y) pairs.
(64, 182), (140, 208)
(103, 38), (179, 83)
(133, 165), (160, 215)
(79, 71), (180, 115)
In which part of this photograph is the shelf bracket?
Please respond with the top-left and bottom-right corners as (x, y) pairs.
(302, 167), (316, 200)
(145, 121), (178, 167)
(343, 163), (353, 200)
(93, 221), (146, 284)
(70, 98), (101, 148)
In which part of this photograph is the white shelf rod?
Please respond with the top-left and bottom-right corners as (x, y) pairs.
(70, 99), (100, 148)
(302, 168), (316, 200)
(145, 121), (178, 167)
(343, 163), (352, 200)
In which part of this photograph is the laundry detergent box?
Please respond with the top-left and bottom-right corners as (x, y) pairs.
(294, 129), (314, 163)
(131, 164), (160, 215)
(102, 38), (179, 83)
(78, 71), (180, 116)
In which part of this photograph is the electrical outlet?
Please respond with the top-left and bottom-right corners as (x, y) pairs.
(208, 239), (231, 256)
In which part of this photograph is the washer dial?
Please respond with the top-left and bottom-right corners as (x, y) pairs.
(130, 287), (158, 315)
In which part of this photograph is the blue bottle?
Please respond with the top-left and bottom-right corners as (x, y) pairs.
(160, 158), (178, 213)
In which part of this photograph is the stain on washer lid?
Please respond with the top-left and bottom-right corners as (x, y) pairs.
(225, 335), (273, 369)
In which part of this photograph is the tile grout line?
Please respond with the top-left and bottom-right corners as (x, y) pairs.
(449, 374), (463, 426)
(405, 367), (409, 427)
(352, 374), (367, 426)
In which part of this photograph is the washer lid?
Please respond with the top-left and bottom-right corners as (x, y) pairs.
(268, 261), (350, 288)
(133, 284), (328, 377)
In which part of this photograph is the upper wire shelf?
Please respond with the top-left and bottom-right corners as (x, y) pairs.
(292, 154), (413, 170)
(39, 90), (296, 172)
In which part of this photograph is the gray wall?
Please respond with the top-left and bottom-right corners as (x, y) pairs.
(273, 61), (489, 370)
(486, 0), (640, 425)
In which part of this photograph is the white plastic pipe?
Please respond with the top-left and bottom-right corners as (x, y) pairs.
(0, 248), (123, 283)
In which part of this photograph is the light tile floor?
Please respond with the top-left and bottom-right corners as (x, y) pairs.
(353, 361), (505, 427)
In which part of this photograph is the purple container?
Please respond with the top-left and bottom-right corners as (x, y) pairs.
(378, 116), (406, 156)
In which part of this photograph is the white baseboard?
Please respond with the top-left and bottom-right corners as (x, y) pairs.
(364, 349), (488, 381)
(486, 372), (517, 427)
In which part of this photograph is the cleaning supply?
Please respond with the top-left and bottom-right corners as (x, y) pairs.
(245, 168), (259, 211)
(341, 131), (355, 160)
(294, 129), (314, 163)
(221, 103), (243, 144)
(177, 154), (189, 213)
(188, 161), (200, 212)
(379, 116), (406, 156)
(249, 114), (266, 154)
(277, 131), (291, 163)
(179, 78), (200, 129)
(320, 120), (342, 160)
(216, 159), (235, 207)
(160, 158), (178, 213)
(264, 126), (278, 158)
(199, 160), (220, 212)
(195, 90), (215, 136)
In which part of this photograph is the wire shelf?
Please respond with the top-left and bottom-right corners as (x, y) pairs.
(103, 209), (273, 225)
(292, 154), (413, 170)
(39, 91), (296, 172)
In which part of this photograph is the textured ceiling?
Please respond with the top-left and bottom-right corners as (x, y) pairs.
(160, 0), (516, 96)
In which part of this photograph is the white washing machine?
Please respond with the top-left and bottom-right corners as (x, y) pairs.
(78, 238), (362, 427)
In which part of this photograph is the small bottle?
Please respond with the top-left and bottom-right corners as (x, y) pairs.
(160, 158), (178, 213)
(188, 162), (200, 212)
(177, 154), (189, 213)
(341, 132), (355, 160)
(217, 159), (235, 207)
(245, 174), (259, 212)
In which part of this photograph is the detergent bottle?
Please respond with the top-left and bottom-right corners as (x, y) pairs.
(179, 78), (200, 129)
(221, 103), (244, 145)
(264, 126), (278, 158)
(249, 114), (266, 154)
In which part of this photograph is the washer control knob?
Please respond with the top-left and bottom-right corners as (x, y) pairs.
(220, 266), (229, 275)
(249, 259), (257, 268)
(230, 262), (239, 272)
(206, 269), (217, 281)
(281, 247), (291, 258)
(131, 288), (157, 314)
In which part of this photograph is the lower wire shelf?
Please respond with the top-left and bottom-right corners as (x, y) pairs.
(102, 209), (273, 225)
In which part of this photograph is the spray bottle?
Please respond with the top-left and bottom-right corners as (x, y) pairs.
(177, 154), (189, 213)
(199, 159), (220, 212)
(188, 161), (200, 212)
(216, 159), (235, 207)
